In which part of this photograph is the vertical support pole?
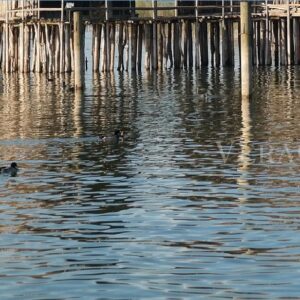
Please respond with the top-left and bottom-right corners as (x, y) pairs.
(240, 1), (251, 97)
(287, 2), (291, 65)
(59, 0), (64, 72)
(5, 2), (9, 73)
(273, 20), (279, 66)
(73, 11), (84, 89)
(195, 0), (199, 68)
(200, 21), (208, 66)
(294, 18), (300, 64)
(35, 23), (41, 72)
(152, 0), (157, 70)
(117, 23), (124, 71)
(281, 18), (286, 65)
(131, 23), (137, 71)
(215, 22), (220, 67)
(137, 23), (143, 71)
(144, 23), (151, 70)
(167, 22), (173, 67)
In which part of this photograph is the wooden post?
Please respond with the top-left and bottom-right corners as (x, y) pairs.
(93, 24), (101, 72)
(173, 22), (181, 69)
(137, 23), (143, 71)
(117, 23), (124, 71)
(265, 1), (270, 66)
(60, 0), (64, 73)
(187, 21), (193, 68)
(131, 23), (137, 71)
(294, 18), (300, 64)
(287, 2), (291, 65)
(260, 20), (265, 65)
(5, 3), (9, 73)
(101, 24), (106, 72)
(167, 22), (173, 68)
(19, 22), (25, 72)
(195, 0), (199, 68)
(222, 18), (228, 66)
(183, 21), (188, 69)
(215, 22), (220, 67)
(157, 23), (163, 70)
(210, 22), (215, 67)
(200, 21), (208, 66)
(65, 24), (71, 72)
(273, 20), (279, 66)
(152, 4), (158, 71)
(240, 1), (251, 97)
(110, 24), (115, 71)
(144, 23), (151, 70)
(125, 23), (129, 71)
(281, 18), (286, 65)
(24, 25), (30, 72)
(73, 11), (84, 89)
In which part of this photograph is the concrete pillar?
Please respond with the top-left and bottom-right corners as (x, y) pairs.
(73, 11), (84, 90)
(240, 1), (251, 97)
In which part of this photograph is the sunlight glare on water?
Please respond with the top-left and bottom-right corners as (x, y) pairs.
(0, 67), (300, 299)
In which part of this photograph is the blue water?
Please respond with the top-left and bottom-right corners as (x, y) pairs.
(0, 67), (299, 299)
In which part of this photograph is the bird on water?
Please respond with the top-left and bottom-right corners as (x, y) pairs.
(0, 162), (19, 177)
(98, 130), (124, 143)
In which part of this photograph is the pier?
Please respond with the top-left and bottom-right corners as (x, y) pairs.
(0, 1), (300, 77)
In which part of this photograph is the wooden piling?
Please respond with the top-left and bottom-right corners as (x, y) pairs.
(137, 23), (143, 71)
(260, 20), (265, 65)
(144, 23), (151, 70)
(173, 22), (181, 69)
(200, 21), (208, 66)
(131, 23), (137, 71)
(24, 25), (30, 72)
(187, 21), (193, 68)
(152, 22), (158, 70)
(273, 20), (279, 66)
(240, 1), (251, 97)
(73, 11), (84, 89)
(117, 23), (124, 71)
(214, 22), (220, 67)
(110, 23), (115, 71)
(167, 22), (173, 68)
(92, 24), (100, 72)
(65, 24), (71, 72)
(280, 18), (287, 65)
(294, 18), (300, 64)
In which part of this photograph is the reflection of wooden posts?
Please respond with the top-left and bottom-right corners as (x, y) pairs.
(73, 11), (84, 89)
(240, 1), (251, 97)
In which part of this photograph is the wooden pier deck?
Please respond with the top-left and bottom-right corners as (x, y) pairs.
(1, 1), (300, 75)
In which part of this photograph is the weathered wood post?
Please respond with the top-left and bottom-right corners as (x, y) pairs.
(240, 1), (251, 97)
(73, 11), (84, 89)
(287, 2), (291, 65)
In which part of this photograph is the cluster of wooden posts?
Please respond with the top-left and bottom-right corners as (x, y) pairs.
(0, 13), (300, 74)
(91, 18), (235, 72)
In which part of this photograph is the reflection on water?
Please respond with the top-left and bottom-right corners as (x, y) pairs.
(0, 67), (300, 299)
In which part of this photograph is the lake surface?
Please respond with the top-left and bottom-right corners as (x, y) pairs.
(0, 67), (299, 299)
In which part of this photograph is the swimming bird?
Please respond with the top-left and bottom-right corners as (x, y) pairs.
(0, 162), (19, 177)
(98, 129), (124, 143)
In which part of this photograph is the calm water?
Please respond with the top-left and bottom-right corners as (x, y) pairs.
(0, 67), (300, 299)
